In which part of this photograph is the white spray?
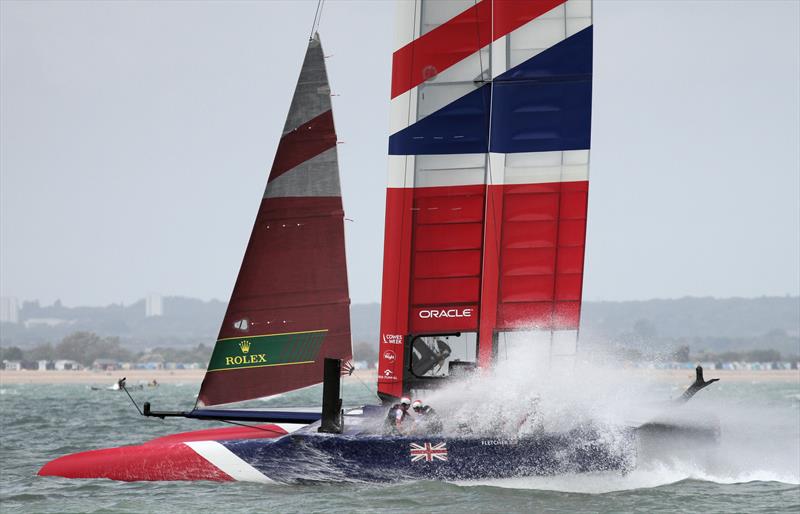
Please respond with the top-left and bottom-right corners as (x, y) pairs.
(410, 344), (799, 492)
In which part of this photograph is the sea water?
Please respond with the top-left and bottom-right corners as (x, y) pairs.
(1, 373), (798, 513)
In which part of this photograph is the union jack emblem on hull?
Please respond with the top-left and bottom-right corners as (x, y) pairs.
(409, 442), (448, 462)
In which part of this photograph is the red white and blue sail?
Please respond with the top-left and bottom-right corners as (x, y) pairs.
(379, 0), (592, 399)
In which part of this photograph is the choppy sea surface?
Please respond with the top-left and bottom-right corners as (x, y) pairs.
(1, 374), (799, 513)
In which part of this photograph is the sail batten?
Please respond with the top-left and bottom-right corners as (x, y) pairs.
(198, 34), (351, 407)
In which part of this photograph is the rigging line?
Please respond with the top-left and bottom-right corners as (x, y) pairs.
(402, 0), (418, 192)
(317, 0), (326, 35)
(309, 0), (324, 41)
(549, 7), (572, 367)
(473, 0), (485, 83)
(480, 0), (504, 355)
(388, 0), (418, 387)
(346, 372), (382, 402)
(120, 380), (143, 416)
(218, 419), (290, 434)
(574, 4), (592, 364)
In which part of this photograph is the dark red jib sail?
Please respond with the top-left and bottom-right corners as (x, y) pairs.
(197, 34), (351, 406)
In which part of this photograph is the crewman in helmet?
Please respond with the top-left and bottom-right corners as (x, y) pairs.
(385, 397), (412, 435)
(412, 399), (443, 434)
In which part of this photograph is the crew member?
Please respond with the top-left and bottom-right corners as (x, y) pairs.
(412, 399), (443, 434)
(385, 397), (412, 434)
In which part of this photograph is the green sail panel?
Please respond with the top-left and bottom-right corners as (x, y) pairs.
(206, 330), (327, 372)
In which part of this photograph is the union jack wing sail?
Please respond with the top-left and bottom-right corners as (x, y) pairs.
(198, 33), (352, 406)
(378, 0), (593, 399)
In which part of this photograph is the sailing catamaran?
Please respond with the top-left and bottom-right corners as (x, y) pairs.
(39, 1), (717, 483)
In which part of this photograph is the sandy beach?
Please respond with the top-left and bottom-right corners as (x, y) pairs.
(1, 368), (797, 385)
(0, 369), (206, 385)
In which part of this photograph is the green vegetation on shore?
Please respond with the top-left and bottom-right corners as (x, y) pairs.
(1, 296), (797, 361)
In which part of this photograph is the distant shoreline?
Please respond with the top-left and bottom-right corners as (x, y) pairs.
(0, 368), (797, 385)
(0, 369), (206, 385)
(626, 368), (799, 384)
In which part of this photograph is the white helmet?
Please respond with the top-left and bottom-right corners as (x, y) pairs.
(400, 397), (411, 406)
(411, 400), (423, 410)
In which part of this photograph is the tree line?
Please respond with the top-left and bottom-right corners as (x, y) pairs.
(0, 331), (212, 367)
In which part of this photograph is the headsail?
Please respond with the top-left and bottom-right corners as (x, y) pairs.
(378, 0), (592, 399)
(198, 34), (351, 406)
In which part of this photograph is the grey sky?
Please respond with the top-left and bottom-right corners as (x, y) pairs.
(1, 0), (798, 307)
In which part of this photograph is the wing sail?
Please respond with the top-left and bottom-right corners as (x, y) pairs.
(378, 0), (592, 399)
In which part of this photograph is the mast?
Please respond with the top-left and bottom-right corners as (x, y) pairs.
(378, 0), (593, 400)
(197, 34), (351, 407)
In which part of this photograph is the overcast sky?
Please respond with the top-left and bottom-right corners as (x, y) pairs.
(1, 0), (798, 307)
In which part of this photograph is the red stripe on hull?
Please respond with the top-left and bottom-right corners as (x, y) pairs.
(200, 196), (351, 406)
(39, 425), (287, 482)
(268, 110), (336, 182)
(391, 0), (566, 99)
(39, 443), (232, 482)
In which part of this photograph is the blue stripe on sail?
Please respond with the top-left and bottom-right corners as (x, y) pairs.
(495, 26), (592, 83)
(388, 84), (491, 156)
(490, 26), (592, 154)
(489, 78), (592, 153)
(388, 26), (592, 156)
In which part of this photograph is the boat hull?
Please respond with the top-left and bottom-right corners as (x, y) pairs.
(39, 423), (635, 483)
(226, 430), (636, 483)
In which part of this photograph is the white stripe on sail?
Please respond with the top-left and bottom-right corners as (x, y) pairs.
(387, 155), (416, 189)
(507, 0), (591, 70)
(390, 0), (592, 133)
(500, 150), (590, 185)
(414, 154), (487, 187)
(388, 150), (589, 189)
(184, 441), (273, 483)
(393, 0), (420, 51)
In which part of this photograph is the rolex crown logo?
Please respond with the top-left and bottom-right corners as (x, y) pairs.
(239, 340), (251, 354)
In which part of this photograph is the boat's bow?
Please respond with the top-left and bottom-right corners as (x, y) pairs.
(39, 424), (289, 482)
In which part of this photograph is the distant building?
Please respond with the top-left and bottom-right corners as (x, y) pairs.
(54, 360), (82, 371)
(0, 297), (19, 324)
(146, 294), (163, 317)
(23, 318), (71, 328)
(2, 360), (22, 371)
(92, 359), (118, 371)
